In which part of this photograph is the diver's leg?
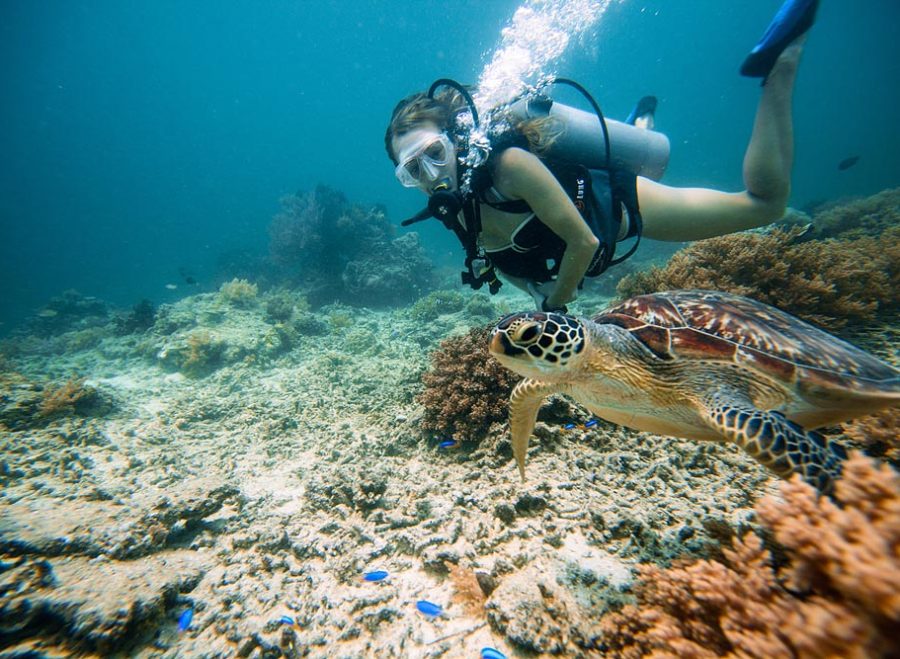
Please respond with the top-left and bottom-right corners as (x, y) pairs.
(638, 43), (805, 241)
(742, 41), (803, 212)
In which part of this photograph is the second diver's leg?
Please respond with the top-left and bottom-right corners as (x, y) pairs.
(742, 42), (803, 214)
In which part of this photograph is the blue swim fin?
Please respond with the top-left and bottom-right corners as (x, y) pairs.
(625, 95), (657, 129)
(740, 0), (819, 79)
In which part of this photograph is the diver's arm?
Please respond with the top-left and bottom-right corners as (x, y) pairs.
(636, 177), (787, 241)
(492, 148), (599, 308)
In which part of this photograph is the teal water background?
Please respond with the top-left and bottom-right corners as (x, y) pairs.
(2, 0), (898, 332)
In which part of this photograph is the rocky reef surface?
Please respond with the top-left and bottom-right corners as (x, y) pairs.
(0, 282), (783, 659)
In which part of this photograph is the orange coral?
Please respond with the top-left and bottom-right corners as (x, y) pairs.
(418, 326), (520, 441)
(600, 454), (900, 658)
(616, 226), (900, 331)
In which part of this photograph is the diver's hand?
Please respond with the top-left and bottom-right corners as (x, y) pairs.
(526, 281), (570, 313)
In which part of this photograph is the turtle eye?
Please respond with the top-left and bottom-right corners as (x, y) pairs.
(514, 322), (541, 346)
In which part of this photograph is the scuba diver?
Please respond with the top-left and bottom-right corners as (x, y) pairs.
(385, 0), (818, 312)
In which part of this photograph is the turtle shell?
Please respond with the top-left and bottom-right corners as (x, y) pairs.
(593, 290), (899, 395)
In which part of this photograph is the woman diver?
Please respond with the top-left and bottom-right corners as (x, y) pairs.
(385, 0), (818, 312)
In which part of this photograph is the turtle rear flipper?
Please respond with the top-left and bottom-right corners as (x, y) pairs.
(702, 390), (847, 495)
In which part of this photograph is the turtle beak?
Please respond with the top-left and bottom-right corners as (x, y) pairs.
(489, 330), (524, 358)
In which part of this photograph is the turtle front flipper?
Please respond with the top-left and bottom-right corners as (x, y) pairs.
(508, 379), (558, 481)
(701, 391), (848, 495)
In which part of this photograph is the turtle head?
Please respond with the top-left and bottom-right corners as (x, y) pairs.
(489, 311), (586, 380)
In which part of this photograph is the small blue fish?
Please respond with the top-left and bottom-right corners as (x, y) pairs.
(584, 419), (598, 428)
(563, 423), (576, 430)
(438, 439), (459, 449)
(363, 570), (389, 582)
(415, 600), (443, 617)
(279, 615), (295, 626)
(178, 608), (193, 632)
(481, 649), (507, 659)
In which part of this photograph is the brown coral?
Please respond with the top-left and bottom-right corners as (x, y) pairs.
(445, 561), (487, 618)
(417, 326), (520, 441)
(810, 187), (900, 241)
(616, 225), (900, 331)
(842, 408), (900, 463)
(38, 377), (99, 418)
(600, 454), (900, 658)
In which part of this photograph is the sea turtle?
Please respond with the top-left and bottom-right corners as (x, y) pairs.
(489, 289), (900, 493)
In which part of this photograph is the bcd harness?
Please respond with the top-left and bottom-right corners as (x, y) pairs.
(402, 78), (645, 295)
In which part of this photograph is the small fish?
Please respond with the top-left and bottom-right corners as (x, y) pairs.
(837, 155), (860, 171)
(178, 266), (198, 285)
(438, 439), (459, 449)
(415, 600), (443, 617)
(165, 283), (178, 290)
(178, 608), (193, 632)
(363, 570), (389, 582)
(481, 649), (507, 659)
(279, 615), (295, 626)
(563, 423), (576, 430)
(583, 419), (598, 428)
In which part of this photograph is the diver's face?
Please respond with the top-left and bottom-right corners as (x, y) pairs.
(391, 123), (458, 195)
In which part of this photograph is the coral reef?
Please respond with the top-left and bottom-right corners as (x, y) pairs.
(27, 289), (111, 338)
(617, 225), (900, 330)
(600, 454), (900, 658)
(842, 408), (900, 463)
(179, 330), (226, 377)
(217, 278), (258, 307)
(264, 288), (309, 324)
(417, 326), (521, 441)
(38, 377), (101, 418)
(269, 185), (434, 307)
(115, 299), (156, 335)
(804, 187), (900, 241)
(409, 289), (468, 323)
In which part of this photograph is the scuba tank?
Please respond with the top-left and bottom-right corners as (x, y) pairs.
(506, 93), (669, 181)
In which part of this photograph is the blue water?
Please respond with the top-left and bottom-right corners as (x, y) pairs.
(2, 0), (898, 333)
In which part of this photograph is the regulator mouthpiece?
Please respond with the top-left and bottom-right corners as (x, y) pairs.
(428, 189), (463, 222)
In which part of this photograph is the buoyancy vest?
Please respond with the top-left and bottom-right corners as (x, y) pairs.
(452, 139), (643, 290)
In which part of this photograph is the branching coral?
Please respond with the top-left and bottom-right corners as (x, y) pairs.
(418, 326), (521, 441)
(808, 187), (900, 241)
(842, 408), (900, 463)
(38, 377), (100, 418)
(599, 455), (900, 658)
(616, 226), (900, 331)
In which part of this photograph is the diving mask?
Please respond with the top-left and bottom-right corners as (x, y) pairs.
(395, 133), (455, 188)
